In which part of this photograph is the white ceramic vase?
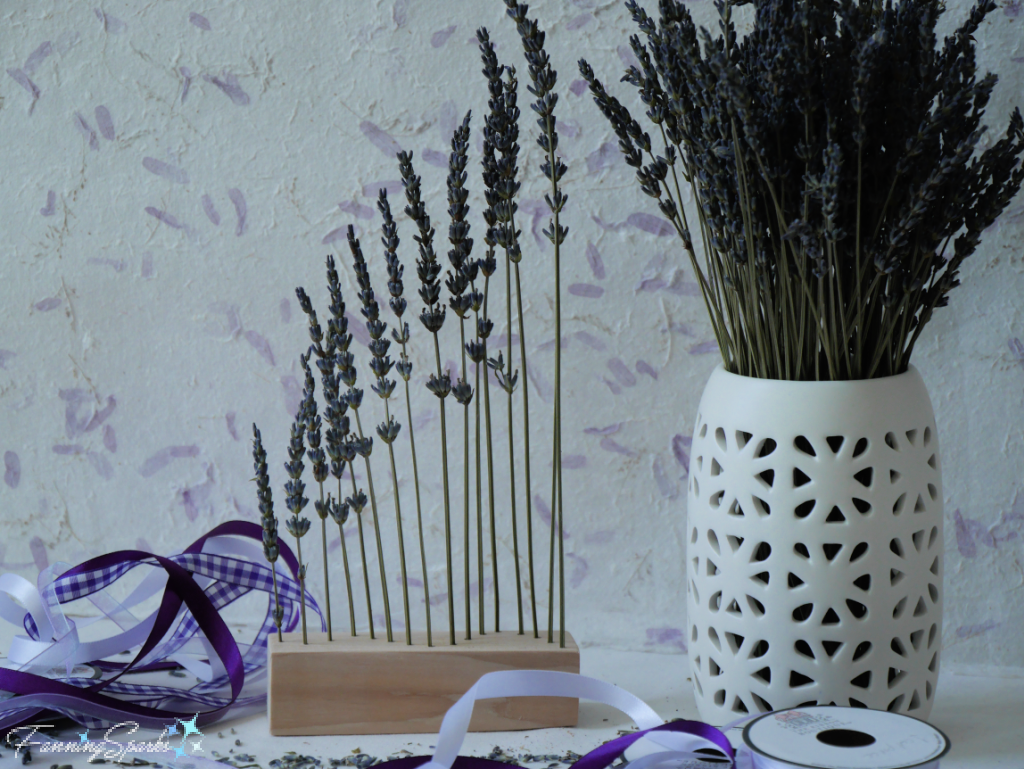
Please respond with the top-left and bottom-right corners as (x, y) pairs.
(686, 365), (943, 724)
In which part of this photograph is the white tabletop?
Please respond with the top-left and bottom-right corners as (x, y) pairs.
(2, 644), (1020, 769)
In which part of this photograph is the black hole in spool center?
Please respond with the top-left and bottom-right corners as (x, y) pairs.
(815, 729), (877, 748)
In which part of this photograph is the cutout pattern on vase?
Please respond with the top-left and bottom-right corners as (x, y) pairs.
(685, 369), (943, 724)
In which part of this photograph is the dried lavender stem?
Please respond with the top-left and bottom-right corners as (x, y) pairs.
(481, 277), (499, 633)
(504, 248), (524, 635)
(353, 409), (393, 642)
(270, 567), (283, 642)
(294, 535), (308, 644)
(337, 477), (357, 637)
(513, 261), (538, 638)
(474, 312), (485, 636)
(432, 333), (457, 645)
(384, 398), (413, 645)
(402, 370), (433, 646)
(460, 320), (472, 640)
(317, 484), (333, 641)
(350, 465), (375, 639)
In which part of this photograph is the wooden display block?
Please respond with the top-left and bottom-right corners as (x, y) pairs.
(267, 630), (580, 736)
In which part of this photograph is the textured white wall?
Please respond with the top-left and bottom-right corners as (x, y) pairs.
(1, 0), (1023, 667)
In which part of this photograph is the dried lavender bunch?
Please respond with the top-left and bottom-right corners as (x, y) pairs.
(445, 111), (477, 641)
(284, 367), (312, 644)
(503, 0), (568, 645)
(344, 225), (396, 644)
(403, 149), (458, 646)
(381, 182), (434, 647)
(253, 424), (284, 642)
(581, 0), (1024, 380)
(350, 221), (413, 646)
(295, 298), (336, 641)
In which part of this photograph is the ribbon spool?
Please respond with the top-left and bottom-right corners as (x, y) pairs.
(372, 671), (951, 769)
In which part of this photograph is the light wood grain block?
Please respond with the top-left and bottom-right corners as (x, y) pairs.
(267, 630), (580, 736)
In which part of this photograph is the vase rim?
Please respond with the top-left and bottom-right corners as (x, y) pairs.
(710, 362), (921, 385)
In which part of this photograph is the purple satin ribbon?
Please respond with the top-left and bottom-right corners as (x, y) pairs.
(0, 521), (320, 737)
(374, 719), (735, 769)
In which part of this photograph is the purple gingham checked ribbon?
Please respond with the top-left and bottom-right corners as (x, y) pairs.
(0, 521), (322, 734)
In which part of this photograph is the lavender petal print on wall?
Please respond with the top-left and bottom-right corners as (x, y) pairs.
(627, 212), (674, 237)
(94, 9), (127, 34)
(567, 554), (589, 589)
(569, 78), (587, 96)
(95, 106), (115, 140)
(87, 257), (126, 272)
(359, 120), (402, 157)
(422, 148), (448, 168)
(87, 452), (114, 480)
(645, 627), (687, 652)
(280, 375), (302, 418)
(1006, 0), (1021, 17)
(0, 350), (15, 369)
(438, 100), (458, 142)
(29, 537), (48, 572)
(225, 411), (240, 440)
(40, 190), (56, 216)
(567, 13), (593, 30)
(204, 73), (250, 106)
(617, 44), (641, 70)
(145, 207), (183, 229)
(138, 445), (200, 477)
(53, 444), (84, 455)
(671, 434), (691, 475)
(244, 330), (275, 366)
(953, 508), (993, 558)
(957, 620), (1001, 639)
(607, 357), (637, 387)
(228, 188), (247, 235)
(201, 193), (220, 225)
(652, 456), (677, 499)
(74, 112), (99, 150)
(431, 25), (457, 48)
(586, 242), (606, 279)
(141, 252), (154, 278)
(143, 157), (189, 184)
(584, 424), (622, 436)
(322, 227), (347, 245)
(562, 454), (587, 469)
(279, 298), (291, 323)
(34, 296), (62, 312)
(689, 341), (719, 355)
(103, 424), (117, 452)
(189, 11), (211, 30)
(1009, 338), (1024, 369)
(604, 378), (621, 395)
(4, 452), (20, 489)
(533, 494), (571, 538)
(568, 283), (604, 298)
(180, 66), (192, 103)
(7, 69), (40, 101)
(338, 200), (374, 219)
(575, 330), (607, 351)
(392, 0), (409, 28)
(636, 360), (658, 379)
(24, 41), (52, 75)
(600, 437), (636, 457)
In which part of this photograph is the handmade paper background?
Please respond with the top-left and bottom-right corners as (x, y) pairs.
(1, 0), (1022, 668)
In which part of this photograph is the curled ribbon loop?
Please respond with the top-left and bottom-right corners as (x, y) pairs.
(0, 521), (322, 733)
